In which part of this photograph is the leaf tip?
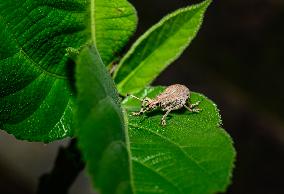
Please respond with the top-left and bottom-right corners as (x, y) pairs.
(201, 0), (213, 8)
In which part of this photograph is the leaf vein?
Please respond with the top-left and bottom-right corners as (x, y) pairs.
(96, 13), (134, 21)
(0, 15), (67, 79)
(132, 159), (183, 194)
(129, 123), (216, 181)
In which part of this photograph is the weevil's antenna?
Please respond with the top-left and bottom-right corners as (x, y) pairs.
(127, 94), (143, 101)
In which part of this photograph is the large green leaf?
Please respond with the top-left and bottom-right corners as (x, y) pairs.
(75, 45), (131, 194)
(0, 0), (137, 142)
(123, 87), (235, 194)
(0, 0), (88, 142)
(114, 0), (211, 95)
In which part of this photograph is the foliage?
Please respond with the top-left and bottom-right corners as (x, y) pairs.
(123, 87), (235, 194)
(75, 46), (131, 194)
(114, 1), (210, 95)
(0, 0), (236, 194)
(0, 0), (137, 142)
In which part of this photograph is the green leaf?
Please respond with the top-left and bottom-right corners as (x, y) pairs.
(0, 0), (137, 142)
(123, 86), (235, 194)
(94, 0), (138, 65)
(114, 0), (211, 95)
(75, 45), (132, 194)
(0, 0), (88, 142)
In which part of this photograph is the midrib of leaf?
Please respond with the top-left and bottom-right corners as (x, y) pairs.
(0, 15), (67, 79)
(91, 0), (96, 44)
(123, 110), (136, 194)
(115, 5), (204, 89)
(97, 12), (135, 21)
(133, 160), (183, 194)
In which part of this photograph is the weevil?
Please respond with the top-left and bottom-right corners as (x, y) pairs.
(129, 84), (201, 126)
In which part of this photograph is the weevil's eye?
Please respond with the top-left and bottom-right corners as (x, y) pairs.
(142, 98), (150, 107)
(142, 100), (148, 107)
(151, 104), (157, 109)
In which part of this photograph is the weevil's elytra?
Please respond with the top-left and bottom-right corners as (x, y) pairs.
(130, 84), (201, 126)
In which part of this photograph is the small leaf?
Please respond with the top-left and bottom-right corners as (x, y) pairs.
(0, 0), (137, 142)
(75, 46), (132, 194)
(123, 86), (235, 194)
(114, 0), (211, 95)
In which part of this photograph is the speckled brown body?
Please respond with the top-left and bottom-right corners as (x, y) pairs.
(153, 84), (190, 111)
(131, 84), (201, 126)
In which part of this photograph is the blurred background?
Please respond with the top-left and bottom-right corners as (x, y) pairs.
(1, 0), (284, 193)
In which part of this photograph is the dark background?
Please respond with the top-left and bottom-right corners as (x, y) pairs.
(1, 0), (284, 193)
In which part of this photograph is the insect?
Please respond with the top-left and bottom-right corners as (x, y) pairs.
(129, 84), (201, 126)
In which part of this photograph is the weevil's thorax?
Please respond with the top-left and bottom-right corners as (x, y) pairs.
(156, 84), (190, 111)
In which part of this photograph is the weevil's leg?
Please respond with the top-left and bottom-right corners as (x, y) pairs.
(109, 64), (118, 75)
(144, 97), (152, 101)
(161, 109), (172, 126)
(184, 105), (193, 112)
(184, 105), (201, 113)
(128, 94), (143, 101)
(132, 108), (146, 116)
(189, 101), (201, 109)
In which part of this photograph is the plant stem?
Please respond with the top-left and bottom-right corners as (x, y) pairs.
(37, 139), (84, 194)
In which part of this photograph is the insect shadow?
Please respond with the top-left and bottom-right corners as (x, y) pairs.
(134, 109), (170, 123)
(137, 108), (190, 124)
(134, 98), (203, 122)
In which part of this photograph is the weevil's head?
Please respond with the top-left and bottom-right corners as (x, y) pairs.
(142, 97), (158, 111)
(129, 94), (158, 112)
